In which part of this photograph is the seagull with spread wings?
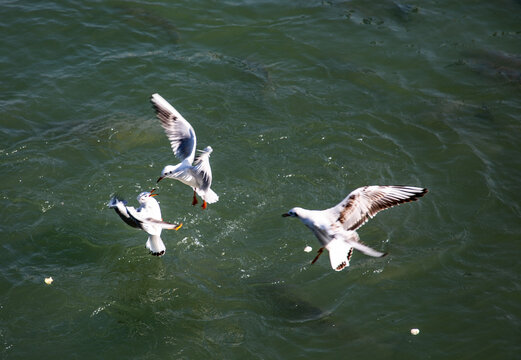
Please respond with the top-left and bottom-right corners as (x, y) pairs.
(283, 185), (427, 271)
(109, 189), (182, 256)
(151, 93), (218, 209)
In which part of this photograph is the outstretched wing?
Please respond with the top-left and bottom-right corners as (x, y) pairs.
(150, 93), (197, 164)
(108, 196), (142, 229)
(329, 186), (427, 231)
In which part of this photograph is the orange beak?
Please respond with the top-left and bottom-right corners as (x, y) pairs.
(150, 188), (158, 197)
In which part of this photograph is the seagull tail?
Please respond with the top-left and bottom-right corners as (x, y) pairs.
(146, 235), (166, 257)
(326, 239), (351, 271)
(201, 188), (219, 204)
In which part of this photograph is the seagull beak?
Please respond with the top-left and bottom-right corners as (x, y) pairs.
(282, 213), (290, 217)
(174, 223), (183, 231)
(157, 176), (164, 183)
(150, 193), (158, 197)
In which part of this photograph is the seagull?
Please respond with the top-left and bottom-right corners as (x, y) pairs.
(151, 93), (219, 210)
(283, 185), (427, 271)
(108, 189), (182, 256)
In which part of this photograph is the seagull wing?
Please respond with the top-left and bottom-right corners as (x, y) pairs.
(192, 151), (213, 191)
(350, 240), (387, 258)
(329, 186), (428, 231)
(142, 218), (182, 230)
(341, 231), (387, 258)
(108, 196), (142, 229)
(150, 93), (197, 164)
(171, 167), (196, 184)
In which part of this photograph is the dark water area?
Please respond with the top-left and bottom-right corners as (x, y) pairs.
(1, 0), (521, 358)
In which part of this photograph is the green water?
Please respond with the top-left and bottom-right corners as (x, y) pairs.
(1, 0), (521, 358)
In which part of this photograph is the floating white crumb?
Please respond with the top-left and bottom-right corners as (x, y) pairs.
(44, 277), (53, 285)
(304, 246), (312, 253)
(410, 328), (420, 335)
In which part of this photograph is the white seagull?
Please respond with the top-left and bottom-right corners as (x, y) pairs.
(283, 185), (428, 271)
(151, 93), (218, 210)
(108, 189), (183, 256)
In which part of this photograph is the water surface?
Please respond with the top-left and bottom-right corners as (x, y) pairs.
(1, 0), (521, 358)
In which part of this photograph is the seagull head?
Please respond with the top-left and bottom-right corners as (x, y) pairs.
(157, 165), (177, 183)
(282, 207), (302, 218)
(137, 189), (158, 204)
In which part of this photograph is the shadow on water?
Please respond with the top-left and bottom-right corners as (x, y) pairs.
(391, 1), (420, 22)
(244, 277), (370, 355)
(207, 52), (272, 85)
(252, 282), (331, 324)
(454, 49), (521, 84)
(110, 1), (181, 44)
(248, 279), (362, 335)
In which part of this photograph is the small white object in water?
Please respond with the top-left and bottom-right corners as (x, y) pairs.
(304, 246), (312, 253)
(44, 277), (53, 285)
(410, 328), (420, 335)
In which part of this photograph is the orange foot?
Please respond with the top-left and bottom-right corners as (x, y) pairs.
(202, 200), (207, 210)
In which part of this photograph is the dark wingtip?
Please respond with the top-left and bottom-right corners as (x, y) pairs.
(413, 188), (428, 202)
(407, 187), (428, 202)
(381, 252), (389, 258)
(415, 187), (428, 198)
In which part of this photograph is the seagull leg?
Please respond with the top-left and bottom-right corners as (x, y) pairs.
(192, 191), (198, 206)
(202, 200), (207, 210)
(311, 247), (324, 265)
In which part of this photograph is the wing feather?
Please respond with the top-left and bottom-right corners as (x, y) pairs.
(108, 196), (143, 229)
(150, 93), (197, 163)
(143, 218), (182, 230)
(331, 186), (427, 231)
(193, 152), (212, 191)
